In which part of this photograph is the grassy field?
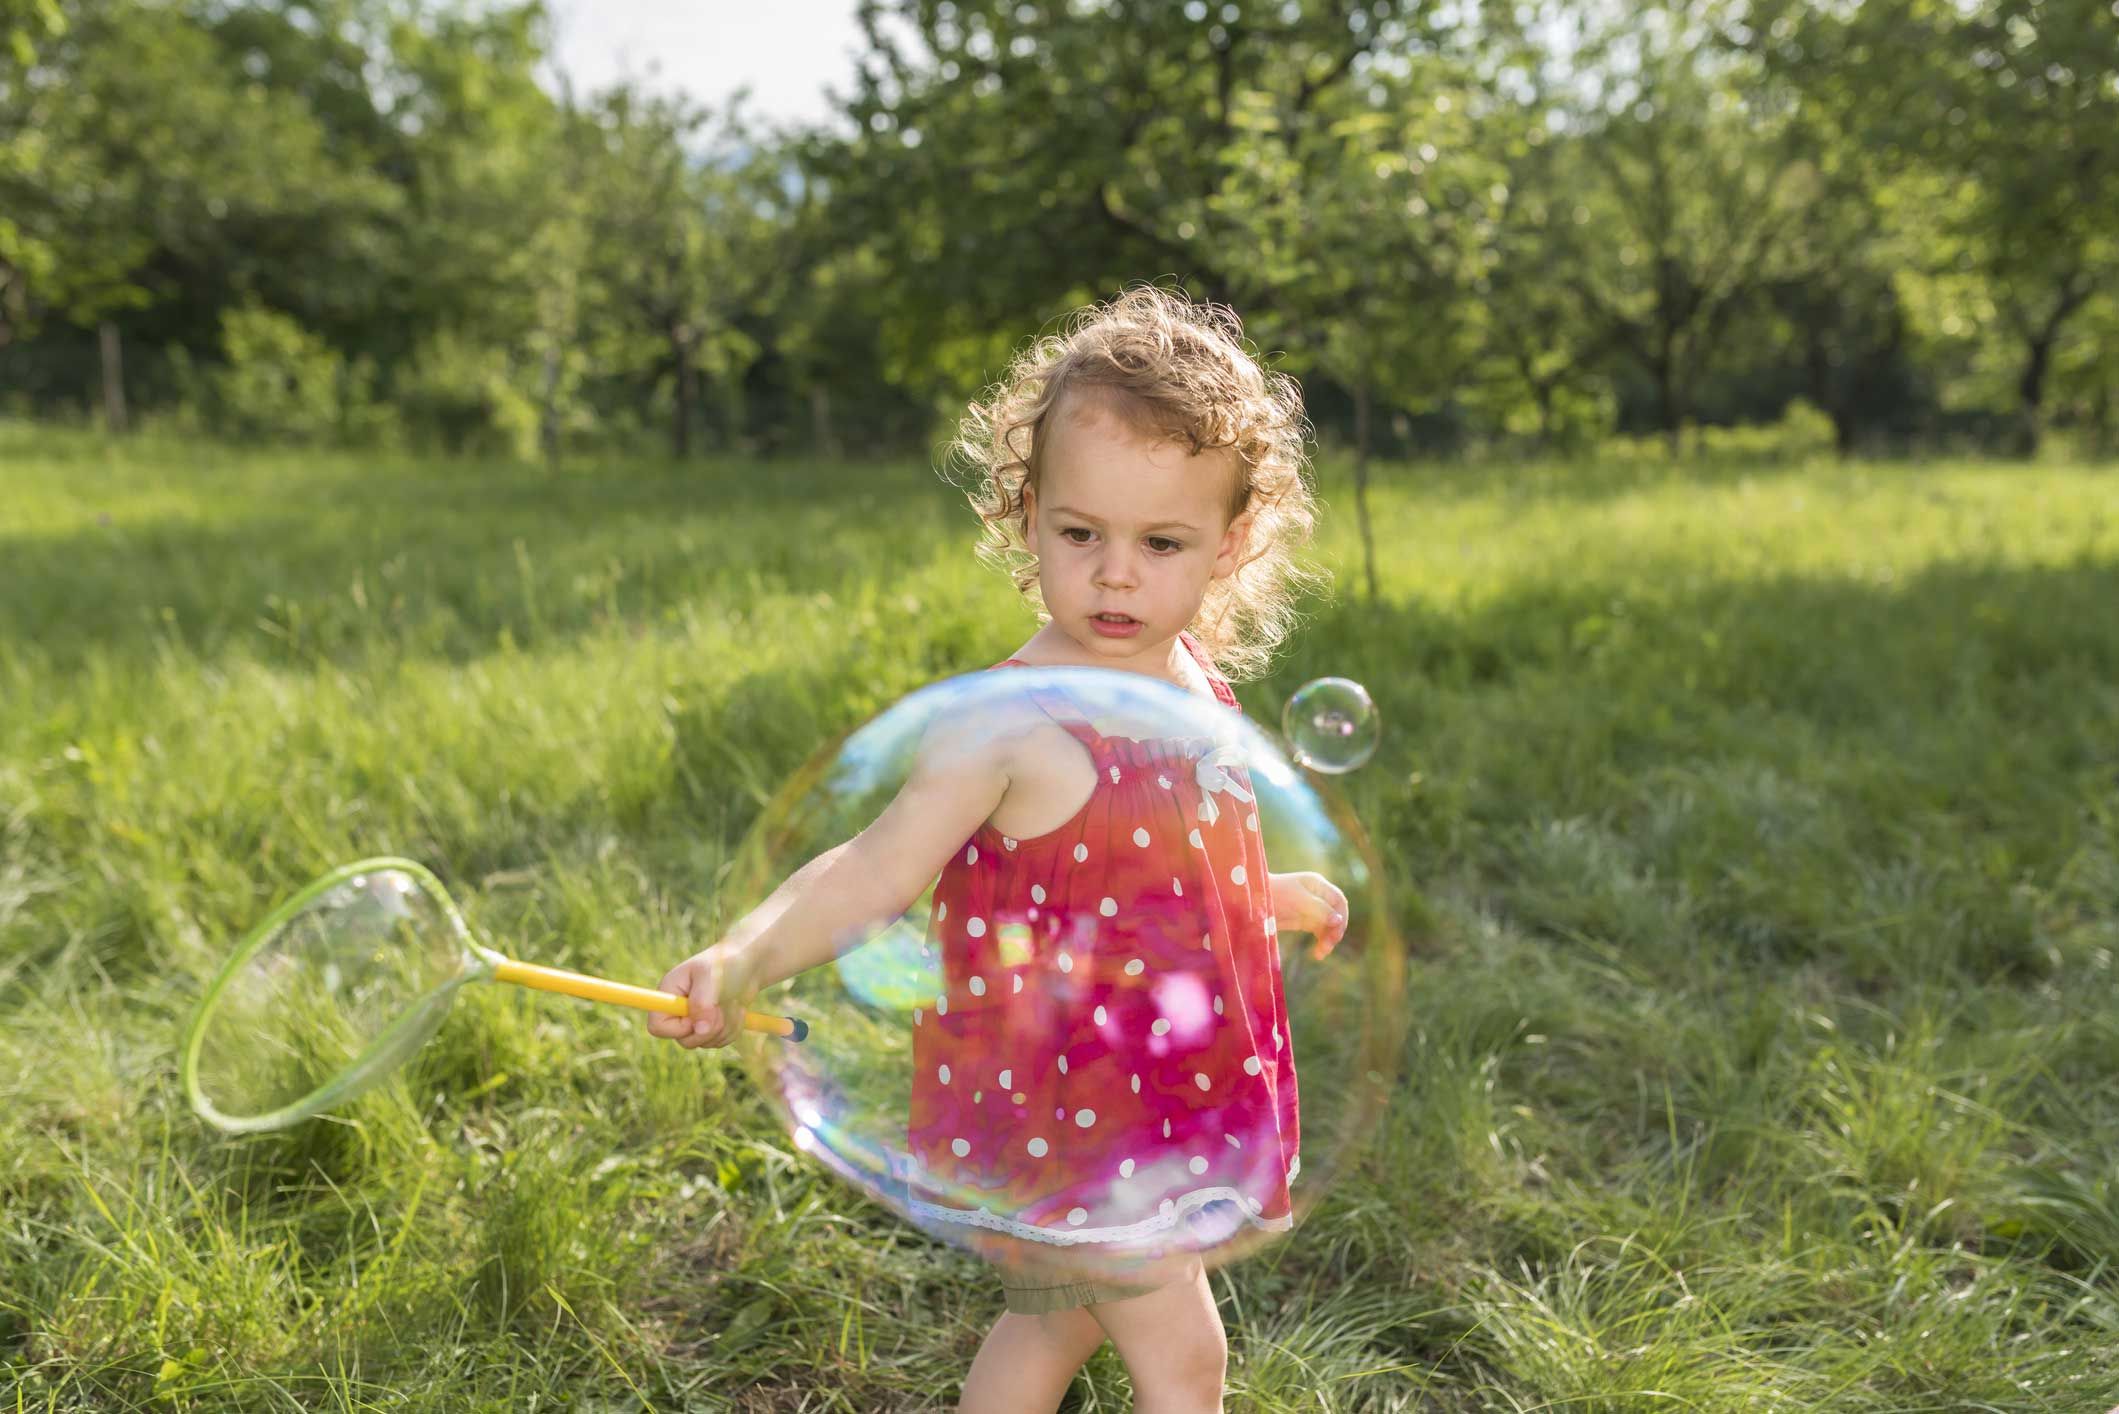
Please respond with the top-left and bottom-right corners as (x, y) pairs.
(3, 419), (2117, 1411)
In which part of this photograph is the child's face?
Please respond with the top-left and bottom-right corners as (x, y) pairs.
(1022, 396), (1253, 667)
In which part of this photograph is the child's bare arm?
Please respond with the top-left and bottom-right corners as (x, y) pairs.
(650, 725), (1013, 1047)
(1268, 870), (1348, 959)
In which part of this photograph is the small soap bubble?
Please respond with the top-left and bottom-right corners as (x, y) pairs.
(1282, 677), (1379, 774)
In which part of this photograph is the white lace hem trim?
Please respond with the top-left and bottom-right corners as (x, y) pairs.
(906, 1154), (1301, 1247)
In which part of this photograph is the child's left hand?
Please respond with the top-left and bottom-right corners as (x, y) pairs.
(1268, 871), (1348, 959)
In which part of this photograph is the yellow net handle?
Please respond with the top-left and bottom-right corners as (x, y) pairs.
(491, 958), (809, 1042)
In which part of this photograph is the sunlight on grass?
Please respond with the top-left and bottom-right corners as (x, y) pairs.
(4, 425), (2116, 1409)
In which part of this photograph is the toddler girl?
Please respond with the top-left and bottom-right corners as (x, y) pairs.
(650, 285), (1346, 1414)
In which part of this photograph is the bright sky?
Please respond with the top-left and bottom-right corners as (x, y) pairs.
(544, 0), (872, 133)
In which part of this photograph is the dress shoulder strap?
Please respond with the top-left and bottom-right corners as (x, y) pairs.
(989, 658), (1102, 745)
(1178, 632), (1242, 713)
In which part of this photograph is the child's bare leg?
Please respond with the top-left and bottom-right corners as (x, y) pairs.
(958, 1306), (1106, 1414)
(1086, 1259), (1226, 1414)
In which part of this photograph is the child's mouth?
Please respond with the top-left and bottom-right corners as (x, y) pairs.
(1090, 613), (1142, 638)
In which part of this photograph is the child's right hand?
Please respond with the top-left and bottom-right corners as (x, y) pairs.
(647, 940), (760, 1050)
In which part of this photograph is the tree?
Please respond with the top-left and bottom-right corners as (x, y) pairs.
(809, 0), (1470, 402)
(0, 0), (395, 426)
(1551, 3), (1814, 453)
(576, 90), (791, 459)
(1747, 0), (2119, 456)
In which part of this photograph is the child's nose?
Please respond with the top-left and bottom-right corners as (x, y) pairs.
(1095, 546), (1140, 588)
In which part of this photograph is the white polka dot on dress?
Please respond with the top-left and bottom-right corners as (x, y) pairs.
(1031, 884), (1046, 904)
(1163, 1119), (1173, 1138)
(1120, 1157), (1136, 1177)
(1151, 1018), (1171, 1036)
(1244, 1055), (1262, 1075)
(1004, 837), (1018, 850)
(1028, 1137), (1048, 1157)
(952, 1138), (970, 1157)
(1130, 1073), (1141, 1093)
(1124, 958), (1144, 976)
(967, 845), (978, 865)
(1058, 952), (1074, 973)
(1246, 813), (1258, 832)
(937, 902), (947, 921)
(1158, 775), (1171, 789)
(1230, 864), (1247, 886)
(1132, 827), (1150, 847)
(1067, 1206), (1088, 1225)
(969, 975), (986, 996)
(1074, 1108), (1095, 1128)
(1057, 1056), (1068, 1074)
(1188, 829), (1204, 849)
(1194, 1073), (1210, 1091)
(1099, 897), (1117, 917)
(998, 1068), (1013, 1088)
(1188, 1155), (1207, 1175)
(1172, 877), (1183, 896)
(1212, 995), (1223, 1015)
(1094, 1005), (1107, 1026)
(939, 1064), (951, 1084)
(967, 917), (986, 938)
(1073, 843), (1088, 863)
(1226, 1134), (1242, 1149)
(1012, 975), (1023, 993)
(937, 996), (948, 1015)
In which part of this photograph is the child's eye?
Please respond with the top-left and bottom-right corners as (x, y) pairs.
(1061, 528), (1095, 544)
(1147, 537), (1183, 554)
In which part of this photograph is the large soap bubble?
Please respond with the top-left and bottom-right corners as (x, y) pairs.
(724, 666), (1403, 1287)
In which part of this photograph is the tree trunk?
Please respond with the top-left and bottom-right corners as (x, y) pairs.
(810, 383), (839, 459)
(540, 343), (563, 471)
(1352, 379), (1378, 605)
(1658, 350), (1682, 457)
(99, 320), (127, 434)
(671, 338), (694, 460)
(2015, 335), (2052, 459)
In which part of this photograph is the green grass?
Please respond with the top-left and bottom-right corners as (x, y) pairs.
(3, 419), (2116, 1410)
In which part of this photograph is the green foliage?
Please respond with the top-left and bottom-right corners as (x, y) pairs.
(1, 0), (2115, 456)
(391, 328), (541, 458)
(191, 301), (371, 446)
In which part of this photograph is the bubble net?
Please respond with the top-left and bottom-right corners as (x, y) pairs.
(183, 859), (492, 1133)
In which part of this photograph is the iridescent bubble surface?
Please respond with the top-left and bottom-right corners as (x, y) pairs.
(1281, 677), (1380, 774)
(727, 667), (1402, 1284)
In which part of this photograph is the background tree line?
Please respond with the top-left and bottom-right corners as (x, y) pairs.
(3, 0), (2115, 465)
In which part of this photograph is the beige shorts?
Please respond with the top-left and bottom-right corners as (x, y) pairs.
(993, 1246), (1199, 1315)
(998, 1266), (1162, 1315)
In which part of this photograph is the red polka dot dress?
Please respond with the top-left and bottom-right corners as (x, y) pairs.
(905, 633), (1299, 1251)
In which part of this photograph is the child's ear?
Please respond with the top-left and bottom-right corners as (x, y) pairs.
(1210, 509), (1255, 581)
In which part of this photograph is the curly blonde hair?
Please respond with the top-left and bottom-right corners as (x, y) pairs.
(947, 285), (1326, 682)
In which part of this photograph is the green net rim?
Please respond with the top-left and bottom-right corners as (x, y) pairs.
(181, 856), (502, 1134)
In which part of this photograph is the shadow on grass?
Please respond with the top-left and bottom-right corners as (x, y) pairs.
(2, 447), (959, 674)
